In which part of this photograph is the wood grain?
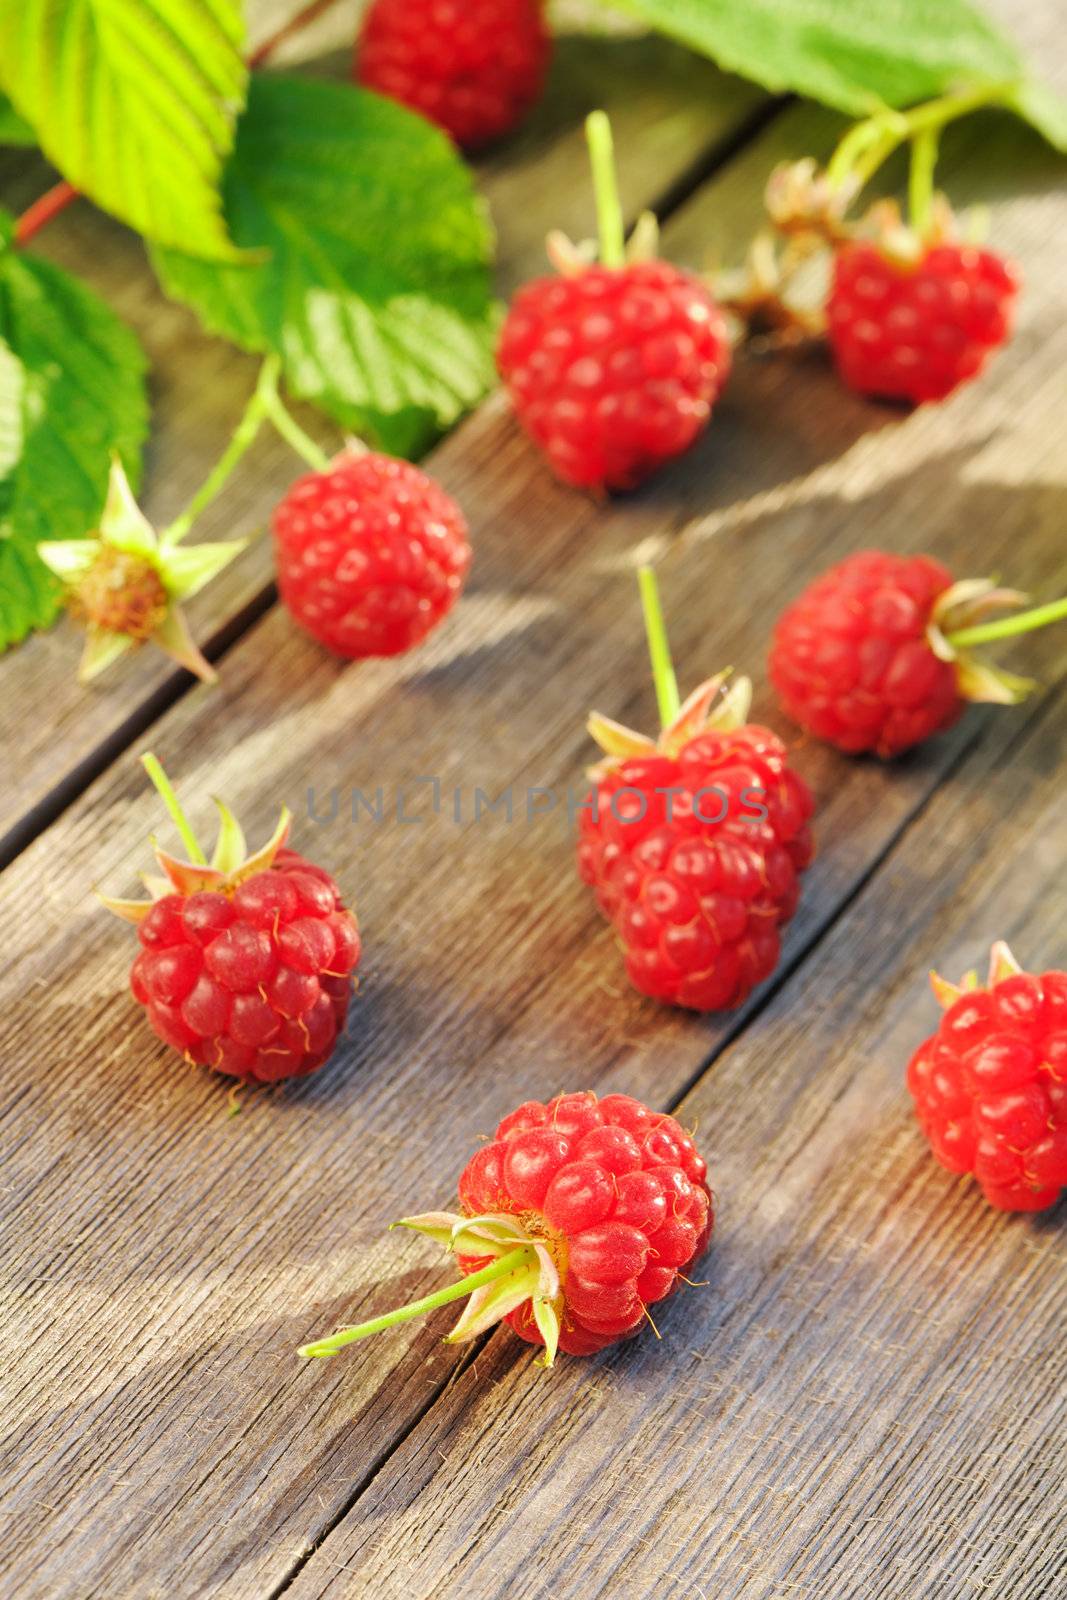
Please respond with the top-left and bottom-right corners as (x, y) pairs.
(0, 63), (1065, 1597)
(0, 39), (765, 861)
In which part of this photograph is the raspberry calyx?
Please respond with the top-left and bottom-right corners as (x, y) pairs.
(99, 754), (295, 921)
(301, 1214), (566, 1366)
(37, 456), (246, 684)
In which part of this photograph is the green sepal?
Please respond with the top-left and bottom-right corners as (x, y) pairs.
(444, 1259), (542, 1344)
(37, 539), (102, 581)
(97, 455), (158, 555)
(162, 539), (247, 602)
(532, 1294), (563, 1368)
(79, 626), (134, 683)
(211, 799), (247, 874)
(152, 605), (216, 683)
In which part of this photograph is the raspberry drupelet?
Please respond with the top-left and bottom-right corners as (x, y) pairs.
(497, 112), (731, 492)
(770, 550), (1067, 758)
(103, 756), (360, 1085)
(907, 944), (1067, 1212)
(579, 568), (814, 1011)
(273, 448), (471, 660)
(299, 1091), (713, 1366)
(356, 0), (551, 152)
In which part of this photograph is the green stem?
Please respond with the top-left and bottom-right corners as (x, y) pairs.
(825, 111), (907, 190)
(826, 82), (1015, 198)
(141, 753), (207, 865)
(947, 596), (1067, 649)
(585, 110), (625, 270)
(907, 127), (939, 236)
(638, 565), (681, 729)
(161, 357), (281, 548)
(259, 369), (332, 474)
(298, 1246), (530, 1358)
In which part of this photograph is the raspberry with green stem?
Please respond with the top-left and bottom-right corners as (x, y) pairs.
(298, 1090), (715, 1367)
(101, 752), (361, 1087)
(771, 551), (1067, 757)
(497, 111), (731, 491)
(577, 565), (815, 1012)
(724, 84), (1022, 377)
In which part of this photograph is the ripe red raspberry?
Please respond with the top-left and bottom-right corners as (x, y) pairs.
(770, 550), (1047, 758)
(907, 944), (1067, 1212)
(356, 0), (551, 152)
(104, 757), (361, 1085)
(273, 449), (471, 660)
(579, 674), (814, 1011)
(828, 239), (1019, 405)
(498, 261), (731, 491)
(300, 1091), (713, 1366)
(497, 112), (731, 492)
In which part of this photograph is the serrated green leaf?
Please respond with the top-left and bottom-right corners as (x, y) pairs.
(0, 91), (34, 147)
(0, 0), (247, 258)
(0, 215), (148, 651)
(599, 0), (1067, 151)
(151, 74), (496, 456)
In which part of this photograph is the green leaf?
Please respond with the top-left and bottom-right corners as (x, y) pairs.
(599, 0), (1067, 150)
(151, 74), (496, 456)
(0, 215), (148, 651)
(0, 0), (247, 258)
(0, 91), (34, 147)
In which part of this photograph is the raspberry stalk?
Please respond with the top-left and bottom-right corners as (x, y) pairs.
(637, 564), (681, 727)
(161, 356), (332, 548)
(585, 110), (626, 270)
(161, 357), (284, 547)
(257, 376), (331, 474)
(14, 180), (79, 246)
(140, 752), (207, 865)
(907, 128), (940, 237)
(825, 84), (1014, 203)
(299, 1245), (533, 1358)
(945, 595), (1067, 649)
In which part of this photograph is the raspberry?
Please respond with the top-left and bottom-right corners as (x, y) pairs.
(499, 261), (731, 491)
(496, 112), (731, 492)
(356, 0), (551, 152)
(299, 1091), (713, 1365)
(907, 943), (1067, 1212)
(104, 756), (361, 1086)
(769, 550), (1053, 758)
(578, 568), (814, 1010)
(828, 240), (1019, 405)
(273, 449), (471, 660)
(580, 698), (814, 1011)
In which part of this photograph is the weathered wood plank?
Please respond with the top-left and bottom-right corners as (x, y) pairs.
(0, 77), (1064, 1596)
(293, 668), (1066, 1600)
(0, 41), (765, 859)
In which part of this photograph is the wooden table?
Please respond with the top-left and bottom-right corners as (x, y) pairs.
(1, 7), (1064, 1597)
